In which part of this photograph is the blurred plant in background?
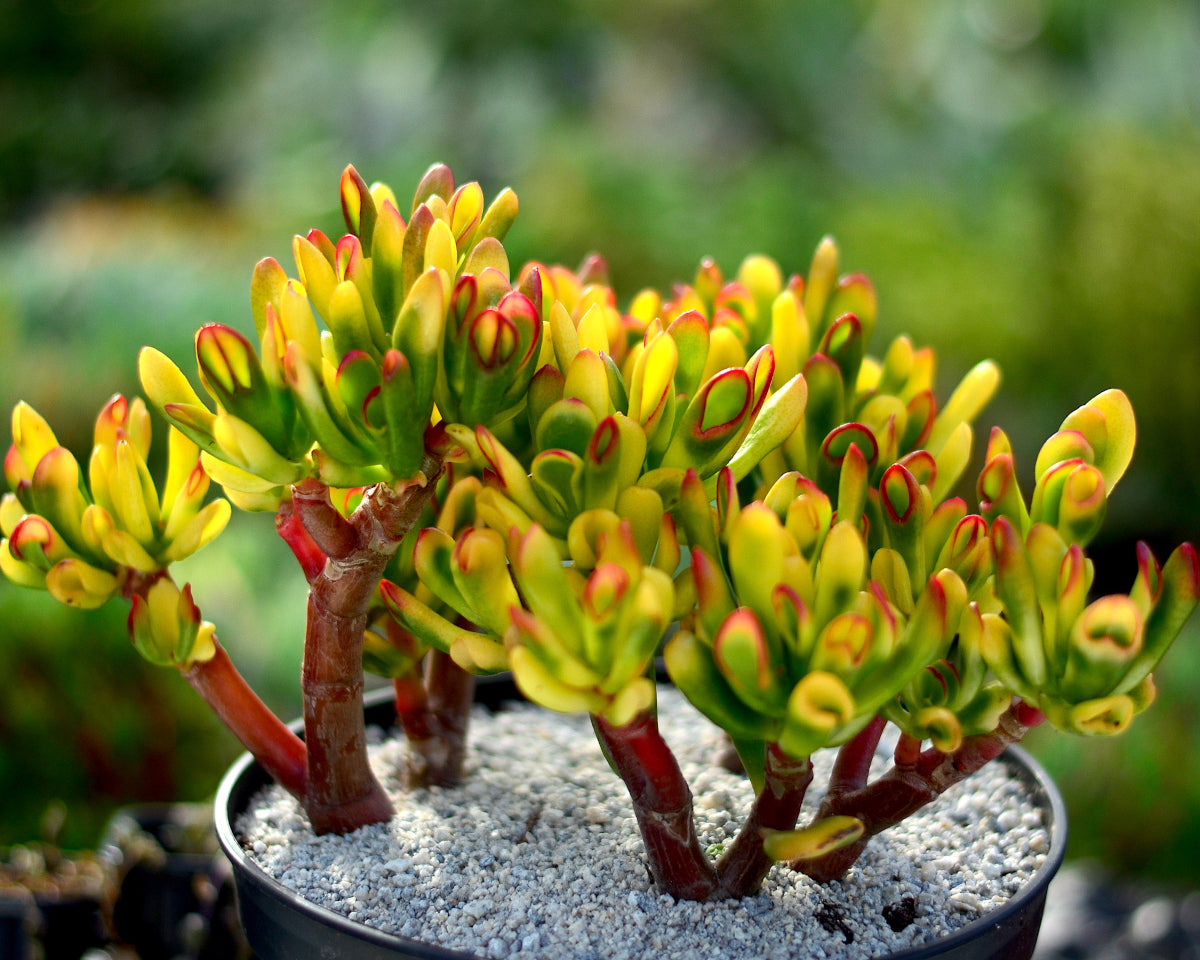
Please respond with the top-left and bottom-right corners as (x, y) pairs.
(1, 0), (1198, 880)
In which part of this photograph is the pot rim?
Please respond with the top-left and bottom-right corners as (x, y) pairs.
(215, 684), (1068, 960)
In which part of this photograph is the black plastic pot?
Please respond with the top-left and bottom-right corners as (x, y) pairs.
(34, 894), (108, 960)
(215, 681), (1067, 960)
(0, 894), (32, 960)
(102, 803), (231, 960)
(0, 868), (108, 960)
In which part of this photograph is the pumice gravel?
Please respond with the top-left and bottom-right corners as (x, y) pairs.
(238, 688), (1049, 960)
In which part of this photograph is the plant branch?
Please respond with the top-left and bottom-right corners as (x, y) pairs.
(714, 745), (813, 899)
(297, 459), (443, 835)
(182, 641), (307, 798)
(395, 649), (476, 787)
(393, 668), (432, 741)
(275, 498), (327, 583)
(827, 715), (887, 797)
(592, 711), (718, 901)
(293, 477), (358, 559)
(796, 701), (1046, 882)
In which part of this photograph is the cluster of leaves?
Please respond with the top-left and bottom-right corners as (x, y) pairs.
(2, 397), (224, 667)
(3, 162), (1195, 810)
(361, 191), (1196, 777)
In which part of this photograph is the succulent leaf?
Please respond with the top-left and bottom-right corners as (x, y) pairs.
(29, 447), (92, 558)
(802, 236), (838, 339)
(666, 310), (710, 399)
(991, 517), (1047, 687)
(340, 165), (377, 252)
(924, 360), (1000, 457)
(663, 629), (777, 740)
(475, 187), (519, 245)
(817, 313), (864, 411)
(212, 414), (307, 486)
(712, 608), (788, 716)
(1, 537), (47, 588)
(762, 817), (864, 862)
(43, 558), (118, 609)
(380, 579), (502, 668)
(1059, 594), (1144, 703)
(450, 527), (522, 636)
(779, 670), (855, 758)
(1114, 543), (1200, 696)
(725, 373), (808, 483)
(509, 644), (605, 715)
(161, 499), (231, 562)
(1052, 389), (1136, 494)
(813, 522), (867, 632)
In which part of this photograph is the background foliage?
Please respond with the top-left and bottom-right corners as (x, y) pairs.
(2, 0), (1198, 881)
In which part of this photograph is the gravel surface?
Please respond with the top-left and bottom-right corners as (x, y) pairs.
(238, 688), (1050, 960)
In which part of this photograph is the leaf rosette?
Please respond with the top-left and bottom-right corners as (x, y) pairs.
(2, 397), (225, 666)
(139, 164), (535, 505)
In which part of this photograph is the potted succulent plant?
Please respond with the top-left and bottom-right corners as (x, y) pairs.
(2, 163), (1196, 959)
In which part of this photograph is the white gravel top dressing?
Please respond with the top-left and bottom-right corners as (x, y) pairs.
(238, 688), (1049, 959)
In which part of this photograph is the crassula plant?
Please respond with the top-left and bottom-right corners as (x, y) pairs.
(3, 164), (1197, 905)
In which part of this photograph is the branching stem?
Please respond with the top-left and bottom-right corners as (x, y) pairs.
(182, 642), (308, 798)
(119, 570), (309, 801)
(797, 702), (1046, 882)
(275, 497), (328, 583)
(714, 745), (813, 899)
(293, 459), (442, 834)
(592, 711), (718, 901)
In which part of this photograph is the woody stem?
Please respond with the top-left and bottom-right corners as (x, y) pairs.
(592, 711), (718, 901)
(714, 744), (813, 899)
(394, 650), (475, 788)
(798, 702), (1046, 882)
(293, 465), (440, 835)
(182, 641), (308, 799)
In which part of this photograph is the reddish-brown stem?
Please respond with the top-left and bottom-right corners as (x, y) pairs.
(302, 587), (394, 834)
(182, 642), (307, 798)
(292, 478), (358, 558)
(592, 712), (718, 901)
(393, 670), (433, 741)
(714, 745), (813, 899)
(894, 731), (923, 767)
(424, 649), (475, 781)
(275, 499), (327, 583)
(295, 463), (441, 835)
(827, 715), (887, 797)
(797, 702), (1046, 882)
(120, 571), (308, 800)
(395, 650), (476, 787)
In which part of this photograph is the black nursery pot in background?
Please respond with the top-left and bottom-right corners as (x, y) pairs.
(0, 850), (109, 960)
(0, 895), (30, 960)
(215, 682), (1068, 960)
(103, 804), (221, 960)
(0, 886), (107, 960)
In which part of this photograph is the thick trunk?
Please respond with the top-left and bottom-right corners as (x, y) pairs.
(302, 584), (393, 834)
(293, 468), (440, 834)
(592, 712), (718, 901)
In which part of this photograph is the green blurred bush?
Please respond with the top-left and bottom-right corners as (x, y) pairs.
(1025, 617), (1200, 881)
(0, 579), (235, 850)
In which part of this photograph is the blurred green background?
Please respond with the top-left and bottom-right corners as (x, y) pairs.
(2, 0), (1198, 883)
